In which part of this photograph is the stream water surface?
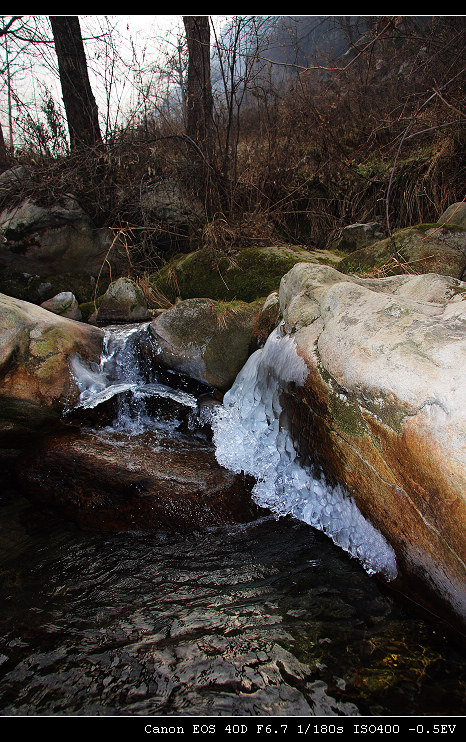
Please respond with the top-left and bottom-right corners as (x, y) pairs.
(0, 323), (464, 718)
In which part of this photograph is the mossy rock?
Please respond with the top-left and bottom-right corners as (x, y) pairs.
(149, 245), (341, 304)
(149, 297), (264, 391)
(338, 224), (466, 279)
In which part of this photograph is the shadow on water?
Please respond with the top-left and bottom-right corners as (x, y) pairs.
(0, 492), (465, 717)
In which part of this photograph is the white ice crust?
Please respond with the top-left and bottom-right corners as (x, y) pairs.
(213, 327), (397, 579)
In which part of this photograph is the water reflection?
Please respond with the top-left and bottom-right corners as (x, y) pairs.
(0, 494), (464, 717)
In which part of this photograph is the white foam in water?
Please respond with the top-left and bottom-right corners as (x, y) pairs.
(70, 323), (197, 433)
(70, 324), (145, 406)
(213, 327), (397, 580)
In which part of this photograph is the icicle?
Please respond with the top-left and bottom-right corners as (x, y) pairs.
(212, 329), (397, 580)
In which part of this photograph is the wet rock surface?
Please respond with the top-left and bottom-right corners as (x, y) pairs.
(16, 429), (260, 532)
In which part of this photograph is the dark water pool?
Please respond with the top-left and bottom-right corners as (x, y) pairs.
(0, 492), (464, 718)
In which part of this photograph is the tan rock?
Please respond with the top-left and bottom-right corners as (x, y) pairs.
(0, 293), (104, 441)
(277, 264), (466, 631)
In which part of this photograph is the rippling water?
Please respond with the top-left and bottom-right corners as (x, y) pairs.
(0, 492), (465, 717)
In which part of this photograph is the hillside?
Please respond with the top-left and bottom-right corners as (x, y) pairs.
(0, 15), (464, 277)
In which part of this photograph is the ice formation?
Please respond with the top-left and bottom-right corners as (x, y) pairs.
(212, 326), (398, 579)
(70, 321), (397, 578)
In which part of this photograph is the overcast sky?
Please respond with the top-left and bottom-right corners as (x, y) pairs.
(1, 14), (235, 146)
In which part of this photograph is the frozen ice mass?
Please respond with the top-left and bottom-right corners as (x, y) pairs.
(212, 326), (398, 580)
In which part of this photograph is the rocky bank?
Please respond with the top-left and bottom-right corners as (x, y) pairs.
(274, 264), (466, 631)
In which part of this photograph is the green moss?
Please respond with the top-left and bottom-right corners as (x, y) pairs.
(328, 389), (368, 438)
(321, 359), (406, 437)
(149, 246), (321, 304)
(79, 295), (104, 321)
(30, 326), (64, 360)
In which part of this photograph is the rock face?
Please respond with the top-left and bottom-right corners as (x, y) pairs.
(40, 291), (82, 320)
(89, 277), (149, 325)
(0, 293), (104, 443)
(149, 297), (264, 391)
(17, 430), (260, 532)
(274, 264), (466, 631)
(0, 195), (128, 303)
(339, 223), (466, 280)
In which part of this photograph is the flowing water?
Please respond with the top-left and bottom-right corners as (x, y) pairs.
(0, 323), (464, 717)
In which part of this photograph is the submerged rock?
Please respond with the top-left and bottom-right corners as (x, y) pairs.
(17, 429), (260, 532)
(275, 263), (466, 631)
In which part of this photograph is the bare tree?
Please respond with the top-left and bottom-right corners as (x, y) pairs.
(49, 15), (102, 150)
(182, 16), (214, 161)
(0, 121), (9, 170)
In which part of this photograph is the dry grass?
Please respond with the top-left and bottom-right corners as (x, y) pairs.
(357, 254), (436, 279)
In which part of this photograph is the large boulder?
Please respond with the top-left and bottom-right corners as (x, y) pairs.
(0, 293), (104, 443)
(0, 196), (128, 302)
(338, 223), (466, 280)
(218, 263), (466, 633)
(149, 297), (264, 391)
(279, 264), (466, 631)
(149, 245), (342, 304)
(16, 429), (259, 531)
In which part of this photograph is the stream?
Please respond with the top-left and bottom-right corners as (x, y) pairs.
(0, 323), (465, 718)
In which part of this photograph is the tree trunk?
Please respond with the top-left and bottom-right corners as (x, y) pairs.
(183, 16), (214, 162)
(0, 122), (9, 172)
(50, 16), (102, 150)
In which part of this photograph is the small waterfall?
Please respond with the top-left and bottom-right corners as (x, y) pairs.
(71, 320), (397, 579)
(212, 326), (398, 580)
(70, 323), (209, 436)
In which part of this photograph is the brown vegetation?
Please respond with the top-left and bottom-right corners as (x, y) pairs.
(1, 16), (465, 278)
